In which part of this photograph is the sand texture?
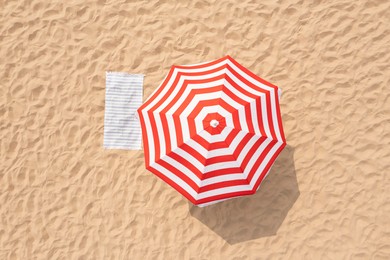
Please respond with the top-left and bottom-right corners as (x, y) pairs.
(1, 0), (390, 259)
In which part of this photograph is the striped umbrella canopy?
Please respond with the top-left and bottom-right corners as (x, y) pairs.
(137, 56), (286, 207)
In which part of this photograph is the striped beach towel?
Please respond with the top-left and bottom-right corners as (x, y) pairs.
(104, 72), (144, 150)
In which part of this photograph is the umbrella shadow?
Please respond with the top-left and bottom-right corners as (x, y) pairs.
(188, 145), (299, 244)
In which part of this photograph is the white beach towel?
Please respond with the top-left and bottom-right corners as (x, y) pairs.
(104, 72), (144, 150)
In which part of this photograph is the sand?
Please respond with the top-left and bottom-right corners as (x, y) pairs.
(1, 0), (390, 259)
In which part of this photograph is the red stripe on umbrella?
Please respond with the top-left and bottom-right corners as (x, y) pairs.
(138, 55), (286, 206)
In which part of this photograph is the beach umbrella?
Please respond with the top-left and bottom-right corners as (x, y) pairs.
(137, 56), (286, 206)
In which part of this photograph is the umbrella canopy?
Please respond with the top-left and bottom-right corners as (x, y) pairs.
(137, 56), (286, 206)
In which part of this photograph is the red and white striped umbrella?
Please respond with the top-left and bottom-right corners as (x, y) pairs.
(137, 56), (286, 206)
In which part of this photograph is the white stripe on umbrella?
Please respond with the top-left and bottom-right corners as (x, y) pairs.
(138, 56), (286, 206)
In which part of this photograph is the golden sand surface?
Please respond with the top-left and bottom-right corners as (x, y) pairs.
(1, 0), (389, 259)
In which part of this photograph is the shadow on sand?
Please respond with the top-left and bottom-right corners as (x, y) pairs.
(189, 145), (299, 244)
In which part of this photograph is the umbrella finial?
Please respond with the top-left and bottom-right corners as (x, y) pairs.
(210, 119), (219, 128)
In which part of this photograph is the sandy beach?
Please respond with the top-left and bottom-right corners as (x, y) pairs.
(1, 0), (389, 259)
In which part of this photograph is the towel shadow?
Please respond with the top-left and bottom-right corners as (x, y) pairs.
(188, 145), (299, 244)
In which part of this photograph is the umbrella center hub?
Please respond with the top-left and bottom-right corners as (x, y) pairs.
(210, 119), (219, 128)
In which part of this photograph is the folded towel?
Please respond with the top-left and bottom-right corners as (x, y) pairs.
(104, 72), (144, 150)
